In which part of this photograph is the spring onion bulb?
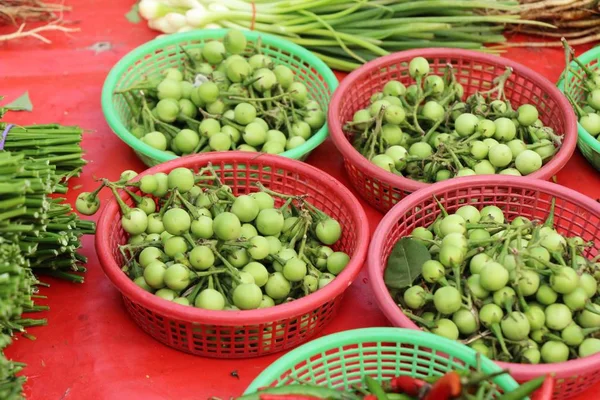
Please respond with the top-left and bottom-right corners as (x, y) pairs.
(138, 0), (553, 71)
(177, 25), (195, 33)
(165, 13), (188, 30)
(139, 0), (190, 20)
(148, 16), (177, 33)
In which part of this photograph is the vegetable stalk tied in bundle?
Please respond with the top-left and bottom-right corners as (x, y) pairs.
(0, 347), (25, 400)
(77, 165), (349, 312)
(385, 198), (600, 364)
(0, 1), (78, 43)
(135, 0), (551, 71)
(238, 365), (550, 400)
(0, 123), (87, 177)
(0, 101), (95, 399)
(345, 56), (561, 183)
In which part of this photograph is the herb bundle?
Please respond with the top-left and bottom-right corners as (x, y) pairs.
(0, 98), (95, 399)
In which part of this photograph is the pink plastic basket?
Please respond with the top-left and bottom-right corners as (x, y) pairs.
(96, 152), (369, 358)
(368, 175), (600, 399)
(329, 49), (578, 213)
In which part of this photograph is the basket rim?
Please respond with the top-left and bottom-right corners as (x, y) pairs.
(557, 46), (600, 153)
(95, 151), (369, 326)
(243, 327), (520, 394)
(329, 48), (578, 191)
(100, 29), (339, 163)
(367, 174), (600, 381)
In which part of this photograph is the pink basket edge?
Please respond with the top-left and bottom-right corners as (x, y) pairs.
(367, 174), (600, 381)
(96, 151), (370, 327)
(328, 48), (578, 194)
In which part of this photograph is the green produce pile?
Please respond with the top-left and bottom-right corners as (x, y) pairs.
(345, 57), (561, 183)
(137, 0), (551, 71)
(77, 165), (349, 311)
(385, 199), (600, 365)
(0, 104), (95, 399)
(117, 29), (326, 158)
(562, 40), (600, 139)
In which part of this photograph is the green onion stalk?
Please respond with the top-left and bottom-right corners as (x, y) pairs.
(0, 123), (87, 177)
(138, 0), (553, 71)
(0, 104), (95, 399)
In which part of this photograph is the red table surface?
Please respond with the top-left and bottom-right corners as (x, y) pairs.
(0, 1), (599, 399)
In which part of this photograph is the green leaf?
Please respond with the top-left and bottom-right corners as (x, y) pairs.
(125, 2), (141, 24)
(4, 92), (33, 112)
(384, 237), (431, 289)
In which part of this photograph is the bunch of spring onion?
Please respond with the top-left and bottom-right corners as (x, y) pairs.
(137, 0), (551, 72)
(0, 104), (95, 399)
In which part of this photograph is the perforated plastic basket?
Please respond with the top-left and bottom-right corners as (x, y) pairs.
(101, 29), (338, 167)
(329, 48), (578, 213)
(368, 175), (600, 399)
(557, 47), (600, 171)
(95, 152), (369, 358)
(244, 328), (523, 398)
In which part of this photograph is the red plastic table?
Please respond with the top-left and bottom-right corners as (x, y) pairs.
(0, 2), (598, 399)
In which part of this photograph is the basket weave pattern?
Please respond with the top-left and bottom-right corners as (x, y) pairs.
(96, 153), (369, 358)
(329, 49), (577, 213)
(102, 30), (338, 167)
(368, 175), (600, 399)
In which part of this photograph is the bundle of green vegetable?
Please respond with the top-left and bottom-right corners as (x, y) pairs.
(385, 199), (600, 364)
(0, 240), (30, 400)
(0, 102), (95, 399)
(345, 57), (560, 183)
(136, 0), (549, 71)
(117, 29), (325, 156)
(77, 165), (349, 311)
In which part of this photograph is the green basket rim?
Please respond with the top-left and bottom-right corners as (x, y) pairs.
(244, 327), (520, 395)
(557, 47), (600, 152)
(101, 29), (339, 163)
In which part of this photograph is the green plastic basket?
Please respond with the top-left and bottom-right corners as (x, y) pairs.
(244, 328), (522, 398)
(101, 29), (339, 167)
(557, 47), (600, 171)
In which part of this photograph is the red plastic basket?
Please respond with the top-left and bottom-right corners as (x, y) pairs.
(95, 152), (369, 358)
(367, 175), (600, 399)
(328, 48), (578, 213)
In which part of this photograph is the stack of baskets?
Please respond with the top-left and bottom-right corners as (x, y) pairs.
(98, 30), (370, 359)
(95, 26), (596, 400)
